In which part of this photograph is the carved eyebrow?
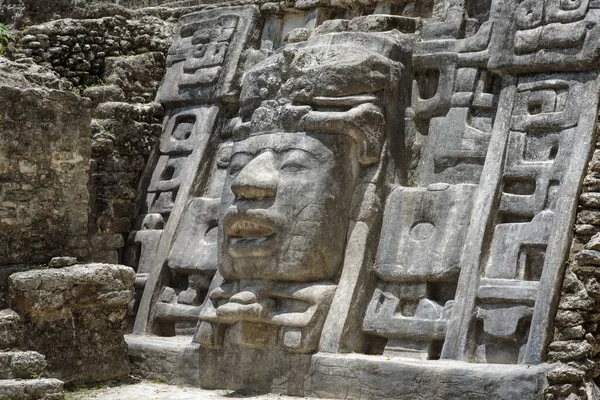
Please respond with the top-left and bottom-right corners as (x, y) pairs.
(232, 135), (334, 161)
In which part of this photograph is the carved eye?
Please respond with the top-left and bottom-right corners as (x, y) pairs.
(280, 150), (316, 173)
(228, 153), (253, 178)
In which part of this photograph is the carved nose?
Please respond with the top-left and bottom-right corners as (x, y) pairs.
(231, 152), (277, 200)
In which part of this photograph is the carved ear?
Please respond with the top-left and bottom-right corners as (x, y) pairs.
(300, 103), (386, 165)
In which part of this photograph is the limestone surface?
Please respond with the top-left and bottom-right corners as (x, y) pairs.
(9, 263), (135, 384)
(3, 0), (600, 399)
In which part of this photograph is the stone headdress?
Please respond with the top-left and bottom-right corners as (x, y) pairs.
(233, 31), (404, 165)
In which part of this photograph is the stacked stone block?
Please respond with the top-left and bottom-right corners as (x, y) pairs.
(3, 10), (172, 264)
(0, 309), (64, 400)
(89, 101), (163, 263)
(0, 76), (92, 265)
(8, 263), (135, 383)
(14, 15), (171, 86)
(547, 137), (600, 399)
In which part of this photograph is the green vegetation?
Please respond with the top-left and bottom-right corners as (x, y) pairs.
(0, 24), (13, 56)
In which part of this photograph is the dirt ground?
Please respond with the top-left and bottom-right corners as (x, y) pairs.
(64, 381), (325, 400)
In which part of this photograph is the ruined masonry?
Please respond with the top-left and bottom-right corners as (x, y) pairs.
(3, 0), (600, 399)
(126, 0), (600, 398)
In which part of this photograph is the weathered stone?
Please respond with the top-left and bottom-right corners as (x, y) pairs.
(555, 325), (586, 341)
(9, 264), (135, 383)
(0, 309), (23, 348)
(284, 27), (310, 43)
(0, 61), (91, 265)
(90, 233), (125, 250)
(306, 353), (550, 400)
(82, 84), (125, 107)
(548, 341), (593, 362)
(574, 250), (600, 266)
(48, 256), (77, 268)
(577, 211), (600, 226)
(0, 378), (63, 400)
(0, 351), (47, 379)
(580, 193), (600, 209)
(548, 365), (586, 384)
(4, 1), (600, 398)
(348, 14), (420, 33)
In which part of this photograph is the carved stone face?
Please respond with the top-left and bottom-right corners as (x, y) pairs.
(215, 32), (402, 285)
(218, 132), (359, 282)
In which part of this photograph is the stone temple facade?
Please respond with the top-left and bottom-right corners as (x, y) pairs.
(3, 0), (600, 399)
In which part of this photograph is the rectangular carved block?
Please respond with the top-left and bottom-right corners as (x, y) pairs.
(489, 0), (600, 72)
(9, 264), (135, 384)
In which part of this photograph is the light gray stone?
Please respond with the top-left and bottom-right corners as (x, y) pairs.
(196, 30), (406, 368)
(306, 353), (551, 400)
(94, 0), (600, 398)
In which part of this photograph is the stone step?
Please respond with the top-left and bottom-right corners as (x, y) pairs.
(0, 350), (47, 379)
(0, 378), (63, 400)
(0, 309), (23, 348)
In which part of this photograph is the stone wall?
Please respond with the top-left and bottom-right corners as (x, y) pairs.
(547, 128), (600, 400)
(13, 16), (171, 86)
(89, 101), (164, 263)
(8, 263), (135, 383)
(4, 0), (600, 398)
(0, 61), (92, 265)
(0, 0), (180, 27)
(2, 8), (173, 265)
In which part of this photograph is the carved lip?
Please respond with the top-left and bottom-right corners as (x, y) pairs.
(222, 211), (277, 257)
(226, 220), (275, 238)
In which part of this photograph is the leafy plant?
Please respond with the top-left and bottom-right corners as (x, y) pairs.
(0, 24), (13, 56)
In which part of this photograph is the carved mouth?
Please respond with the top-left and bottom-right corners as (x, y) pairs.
(227, 220), (275, 239)
(223, 214), (277, 257)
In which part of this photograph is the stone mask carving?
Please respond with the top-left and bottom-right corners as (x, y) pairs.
(219, 132), (359, 283)
(198, 31), (403, 352)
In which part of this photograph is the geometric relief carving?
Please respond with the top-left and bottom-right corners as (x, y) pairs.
(364, 183), (477, 359)
(489, 0), (600, 72)
(123, 0), (600, 393)
(473, 303), (533, 364)
(196, 30), (405, 354)
(198, 281), (337, 352)
(442, 72), (600, 365)
(375, 183), (477, 282)
(152, 148), (232, 335)
(148, 155), (188, 193)
(425, 69), (502, 184)
(159, 107), (202, 154)
(511, 78), (582, 132)
(151, 141), (232, 336)
(123, 213), (164, 276)
(131, 7), (260, 341)
(411, 21), (501, 184)
(157, 7), (259, 106)
(465, 77), (582, 362)
(152, 129), (234, 335)
(411, 53), (456, 120)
